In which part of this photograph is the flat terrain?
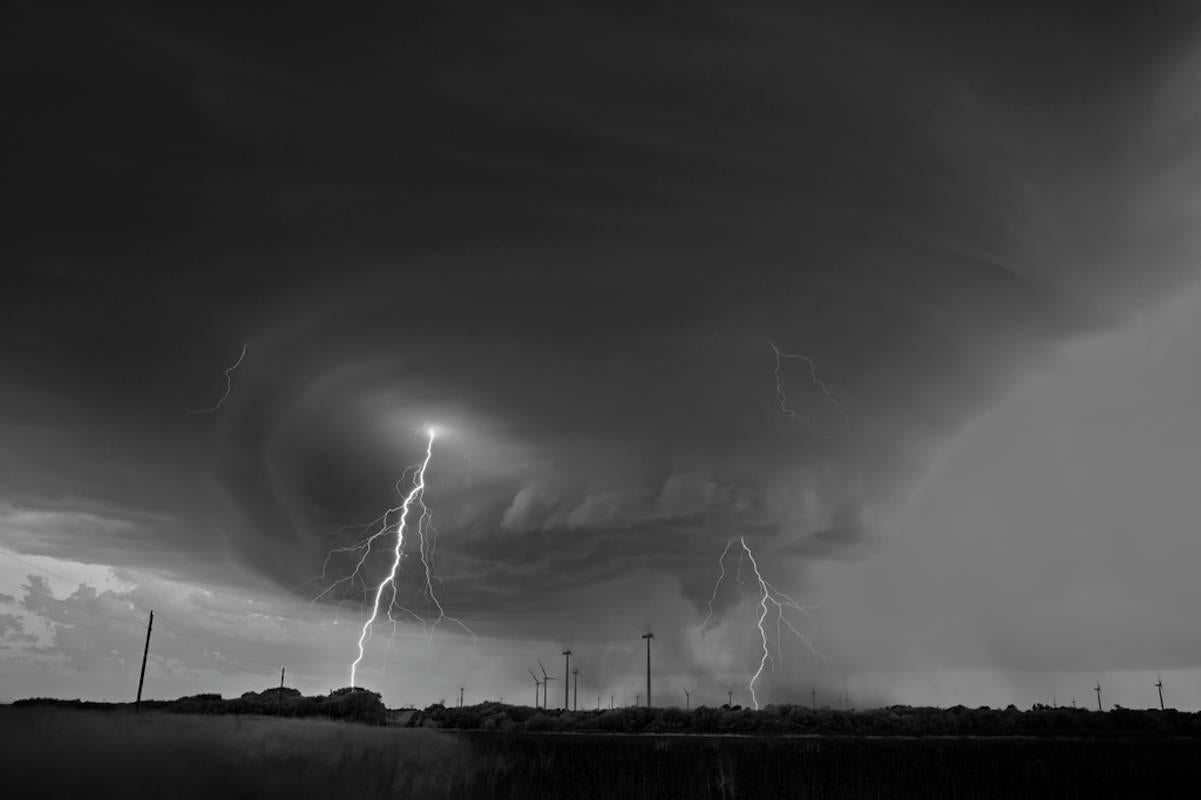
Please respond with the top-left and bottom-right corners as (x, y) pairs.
(3, 707), (1199, 799)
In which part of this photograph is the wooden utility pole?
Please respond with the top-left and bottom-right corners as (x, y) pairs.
(135, 610), (153, 713)
(641, 632), (653, 708)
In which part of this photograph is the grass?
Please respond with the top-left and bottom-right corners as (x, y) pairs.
(0, 707), (481, 800)
(4, 706), (1200, 798)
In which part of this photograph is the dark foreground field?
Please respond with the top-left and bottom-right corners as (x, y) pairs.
(3, 707), (1198, 799)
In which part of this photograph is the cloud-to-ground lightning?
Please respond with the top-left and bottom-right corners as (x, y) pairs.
(188, 343), (247, 415)
(702, 536), (825, 709)
(307, 427), (474, 688)
(766, 339), (847, 425)
(350, 429), (436, 687)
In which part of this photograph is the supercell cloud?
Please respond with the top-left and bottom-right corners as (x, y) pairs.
(4, 1), (1201, 705)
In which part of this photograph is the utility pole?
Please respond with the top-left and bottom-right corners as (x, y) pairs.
(610, 695), (614, 710)
(1156, 675), (1165, 710)
(135, 610), (153, 713)
(279, 667), (286, 715)
(684, 689), (691, 710)
(459, 687), (464, 708)
(562, 650), (572, 710)
(572, 668), (579, 711)
(1094, 681), (1103, 712)
(641, 632), (653, 708)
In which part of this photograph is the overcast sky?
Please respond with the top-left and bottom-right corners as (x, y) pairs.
(4, 0), (1201, 710)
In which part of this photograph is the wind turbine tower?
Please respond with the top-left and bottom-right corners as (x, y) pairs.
(641, 632), (653, 708)
(528, 669), (542, 709)
(562, 650), (573, 710)
(572, 667), (579, 711)
(539, 660), (555, 710)
(1156, 675), (1165, 711)
(683, 689), (691, 710)
(1094, 680), (1103, 712)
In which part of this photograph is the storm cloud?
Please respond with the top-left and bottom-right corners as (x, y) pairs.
(5, 0), (1201, 705)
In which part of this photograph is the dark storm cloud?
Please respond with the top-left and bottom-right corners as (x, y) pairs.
(4, 0), (1201, 645)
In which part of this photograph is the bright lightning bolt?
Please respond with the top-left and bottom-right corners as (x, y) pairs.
(739, 536), (826, 709)
(703, 536), (825, 710)
(309, 427), (474, 688)
(188, 343), (247, 415)
(766, 339), (847, 425)
(350, 429), (436, 687)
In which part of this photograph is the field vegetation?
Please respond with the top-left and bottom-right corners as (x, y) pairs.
(4, 705), (1199, 799)
(412, 700), (1201, 738)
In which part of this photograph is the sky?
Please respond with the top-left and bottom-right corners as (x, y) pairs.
(4, 0), (1201, 710)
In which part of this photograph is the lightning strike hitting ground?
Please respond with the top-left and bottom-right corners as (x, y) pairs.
(739, 537), (826, 708)
(767, 339), (847, 425)
(306, 428), (473, 687)
(349, 429), (437, 687)
(702, 536), (825, 709)
(188, 343), (247, 415)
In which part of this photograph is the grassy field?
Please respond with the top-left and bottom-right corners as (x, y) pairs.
(0, 707), (480, 799)
(4, 707), (1200, 799)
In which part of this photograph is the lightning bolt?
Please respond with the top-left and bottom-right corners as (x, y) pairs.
(308, 428), (474, 688)
(739, 536), (825, 709)
(349, 429), (437, 687)
(701, 539), (733, 635)
(188, 343), (247, 415)
(702, 536), (825, 710)
(413, 481), (474, 639)
(766, 339), (846, 425)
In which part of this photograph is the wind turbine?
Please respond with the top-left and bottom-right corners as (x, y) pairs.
(562, 650), (573, 710)
(539, 660), (555, 710)
(528, 669), (543, 709)
(1094, 680), (1103, 712)
(641, 632), (653, 708)
(572, 667), (579, 711)
(683, 689), (691, 710)
(1155, 674), (1165, 710)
